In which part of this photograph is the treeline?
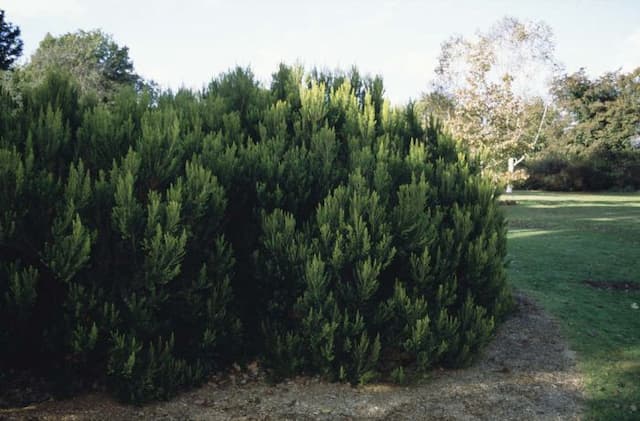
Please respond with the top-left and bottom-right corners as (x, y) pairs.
(419, 17), (640, 192)
(524, 68), (640, 191)
(0, 62), (511, 402)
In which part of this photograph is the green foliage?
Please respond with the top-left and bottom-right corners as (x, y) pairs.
(525, 147), (640, 191)
(505, 192), (640, 420)
(0, 63), (510, 402)
(0, 10), (23, 70)
(525, 67), (640, 191)
(21, 30), (139, 100)
(551, 68), (640, 152)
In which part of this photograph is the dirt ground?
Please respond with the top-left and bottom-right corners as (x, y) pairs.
(1, 293), (585, 420)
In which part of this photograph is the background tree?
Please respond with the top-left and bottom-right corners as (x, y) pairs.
(551, 67), (640, 152)
(424, 17), (561, 175)
(525, 67), (640, 191)
(0, 9), (23, 70)
(23, 30), (140, 100)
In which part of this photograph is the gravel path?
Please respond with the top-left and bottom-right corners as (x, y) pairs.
(1, 293), (585, 420)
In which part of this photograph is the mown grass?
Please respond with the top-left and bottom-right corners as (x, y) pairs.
(504, 191), (640, 420)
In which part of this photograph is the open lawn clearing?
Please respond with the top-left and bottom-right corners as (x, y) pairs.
(505, 191), (640, 420)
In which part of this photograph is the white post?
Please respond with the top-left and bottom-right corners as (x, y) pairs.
(505, 103), (547, 195)
(506, 157), (515, 193)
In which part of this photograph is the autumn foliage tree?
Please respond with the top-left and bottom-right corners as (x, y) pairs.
(424, 17), (561, 176)
(0, 62), (511, 402)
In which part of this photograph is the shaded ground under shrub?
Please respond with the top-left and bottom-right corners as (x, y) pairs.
(0, 293), (584, 420)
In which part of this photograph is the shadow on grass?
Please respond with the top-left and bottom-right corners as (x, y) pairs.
(505, 195), (640, 420)
(528, 202), (640, 208)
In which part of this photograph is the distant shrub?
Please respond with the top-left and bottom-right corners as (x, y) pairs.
(525, 147), (640, 191)
(0, 66), (511, 402)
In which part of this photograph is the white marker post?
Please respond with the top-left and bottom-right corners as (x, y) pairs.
(506, 156), (525, 194)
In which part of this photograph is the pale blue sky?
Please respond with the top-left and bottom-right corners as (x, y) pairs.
(4, 0), (640, 104)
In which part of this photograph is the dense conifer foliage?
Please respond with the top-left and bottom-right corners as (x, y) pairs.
(0, 65), (511, 402)
(0, 10), (23, 70)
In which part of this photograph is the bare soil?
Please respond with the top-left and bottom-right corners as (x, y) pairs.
(0, 293), (584, 420)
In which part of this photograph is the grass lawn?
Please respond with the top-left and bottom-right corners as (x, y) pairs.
(504, 191), (640, 420)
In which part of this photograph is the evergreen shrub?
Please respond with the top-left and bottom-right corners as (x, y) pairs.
(525, 147), (640, 191)
(0, 66), (511, 402)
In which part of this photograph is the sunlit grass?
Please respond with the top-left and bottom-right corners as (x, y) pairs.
(504, 191), (640, 420)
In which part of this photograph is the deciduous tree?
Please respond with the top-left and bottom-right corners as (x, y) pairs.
(23, 30), (139, 100)
(425, 17), (561, 174)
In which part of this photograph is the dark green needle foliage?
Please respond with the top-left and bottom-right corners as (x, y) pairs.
(0, 64), (511, 402)
(0, 9), (23, 70)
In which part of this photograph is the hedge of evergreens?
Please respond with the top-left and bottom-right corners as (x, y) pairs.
(0, 66), (511, 402)
(523, 147), (640, 191)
